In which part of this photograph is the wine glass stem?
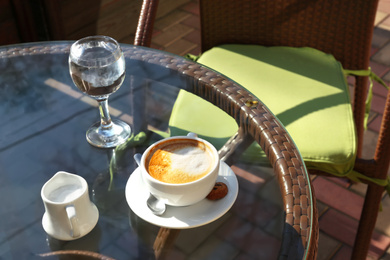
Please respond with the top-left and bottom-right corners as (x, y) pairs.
(98, 98), (112, 129)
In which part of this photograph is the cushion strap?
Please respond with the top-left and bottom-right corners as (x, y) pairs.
(347, 170), (390, 197)
(184, 53), (201, 62)
(343, 68), (389, 195)
(343, 68), (389, 129)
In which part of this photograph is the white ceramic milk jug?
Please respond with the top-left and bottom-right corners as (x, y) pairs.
(41, 171), (99, 240)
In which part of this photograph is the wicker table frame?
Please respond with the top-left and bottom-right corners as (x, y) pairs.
(0, 43), (318, 260)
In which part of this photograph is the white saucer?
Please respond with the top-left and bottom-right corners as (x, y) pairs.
(125, 161), (238, 229)
(42, 203), (99, 241)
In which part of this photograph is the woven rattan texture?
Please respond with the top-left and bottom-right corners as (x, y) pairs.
(199, 0), (377, 71)
(0, 45), (70, 58)
(1, 44), (317, 259)
(124, 46), (317, 259)
(38, 250), (115, 260)
(134, 0), (159, 47)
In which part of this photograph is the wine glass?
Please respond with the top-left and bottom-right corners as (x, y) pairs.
(69, 35), (131, 148)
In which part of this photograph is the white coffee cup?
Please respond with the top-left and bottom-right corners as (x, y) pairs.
(140, 133), (220, 206)
(41, 171), (99, 240)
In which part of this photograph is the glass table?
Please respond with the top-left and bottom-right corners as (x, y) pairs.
(0, 42), (317, 259)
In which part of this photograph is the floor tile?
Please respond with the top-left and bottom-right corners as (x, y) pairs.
(152, 23), (194, 47)
(372, 95), (387, 114)
(373, 46), (380, 56)
(181, 14), (201, 30)
(187, 236), (239, 260)
(380, 247), (390, 259)
(370, 234), (390, 259)
(215, 216), (281, 259)
(332, 245), (353, 260)
(257, 176), (284, 208)
(231, 189), (280, 228)
(372, 27), (390, 48)
(188, 45), (201, 56)
(175, 213), (231, 254)
(242, 226), (280, 259)
(349, 182), (368, 197)
(368, 114), (384, 133)
(166, 249), (187, 260)
(234, 253), (256, 260)
(320, 209), (390, 258)
(380, 15), (390, 31)
(154, 9), (191, 31)
(216, 217), (256, 249)
(163, 38), (197, 56)
(378, 0), (390, 14)
(361, 130), (379, 159)
(180, 1), (200, 15)
(370, 60), (390, 77)
(103, 244), (138, 260)
(183, 29), (201, 50)
(383, 67), (390, 81)
(150, 42), (162, 51)
(324, 176), (351, 188)
(347, 75), (356, 86)
(374, 195), (390, 237)
(312, 177), (364, 220)
(156, 0), (191, 18)
(376, 11), (389, 26)
(316, 232), (341, 260)
(263, 209), (284, 239)
(372, 42), (390, 66)
(373, 80), (390, 98)
(316, 201), (329, 217)
(319, 209), (358, 246)
(114, 230), (154, 259)
(230, 164), (268, 193)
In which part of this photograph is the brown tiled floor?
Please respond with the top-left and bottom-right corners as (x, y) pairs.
(151, 0), (390, 259)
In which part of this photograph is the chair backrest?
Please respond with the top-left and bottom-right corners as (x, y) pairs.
(199, 0), (378, 71)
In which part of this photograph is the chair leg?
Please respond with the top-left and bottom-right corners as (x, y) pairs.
(351, 183), (384, 260)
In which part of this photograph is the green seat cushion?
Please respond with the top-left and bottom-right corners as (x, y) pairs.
(169, 45), (356, 176)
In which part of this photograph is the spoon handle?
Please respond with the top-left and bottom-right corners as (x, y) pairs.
(134, 153), (142, 166)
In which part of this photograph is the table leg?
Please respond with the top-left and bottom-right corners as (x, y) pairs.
(153, 228), (180, 260)
(219, 127), (254, 165)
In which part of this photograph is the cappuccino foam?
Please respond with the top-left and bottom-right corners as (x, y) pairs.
(147, 139), (214, 184)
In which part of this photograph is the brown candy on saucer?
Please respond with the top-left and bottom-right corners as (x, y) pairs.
(206, 182), (228, 200)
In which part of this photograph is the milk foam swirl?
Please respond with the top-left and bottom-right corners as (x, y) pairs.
(147, 139), (214, 184)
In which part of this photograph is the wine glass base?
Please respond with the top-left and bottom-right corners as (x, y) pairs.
(86, 119), (131, 148)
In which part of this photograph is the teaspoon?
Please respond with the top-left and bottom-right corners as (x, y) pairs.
(133, 153), (166, 216)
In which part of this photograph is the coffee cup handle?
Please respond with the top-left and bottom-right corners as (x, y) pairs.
(187, 132), (198, 138)
(66, 205), (80, 238)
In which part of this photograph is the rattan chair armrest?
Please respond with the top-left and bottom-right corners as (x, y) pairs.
(134, 0), (159, 47)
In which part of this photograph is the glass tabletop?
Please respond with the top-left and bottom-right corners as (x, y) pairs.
(0, 42), (316, 259)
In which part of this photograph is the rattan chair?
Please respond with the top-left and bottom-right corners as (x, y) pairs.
(134, 0), (390, 259)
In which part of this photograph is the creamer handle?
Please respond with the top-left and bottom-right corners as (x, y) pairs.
(66, 205), (80, 238)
